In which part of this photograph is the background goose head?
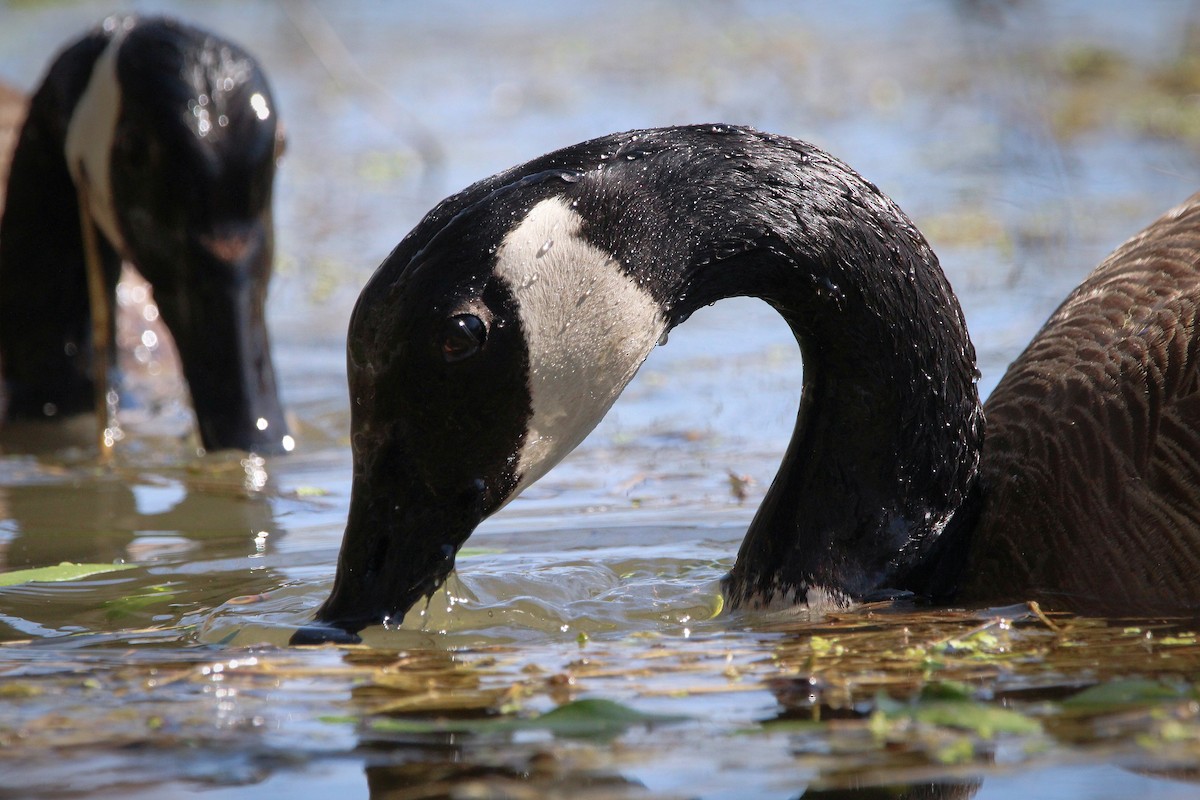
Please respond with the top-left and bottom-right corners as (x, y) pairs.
(298, 125), (984, 643)
(0, 15), (290, 454)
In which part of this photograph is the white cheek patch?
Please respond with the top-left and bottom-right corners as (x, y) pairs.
(494, 196), (667, 497)
(64, 30), (129, 256)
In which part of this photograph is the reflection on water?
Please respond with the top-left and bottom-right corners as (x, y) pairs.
(4, 1), (1200, 798)
(0, 456), (284, 640)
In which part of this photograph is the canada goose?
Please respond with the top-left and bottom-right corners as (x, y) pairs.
(0, 15), (291, 454)
(294, 124), (1200, 643)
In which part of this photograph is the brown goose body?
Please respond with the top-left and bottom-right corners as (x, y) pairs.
(961, 196), (1200, 613)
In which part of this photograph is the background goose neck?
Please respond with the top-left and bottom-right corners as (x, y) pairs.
(0, 27), (117, 419)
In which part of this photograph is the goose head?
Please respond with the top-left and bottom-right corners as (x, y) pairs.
(296, 125), (983, 643)
(0, 15), (289, 453)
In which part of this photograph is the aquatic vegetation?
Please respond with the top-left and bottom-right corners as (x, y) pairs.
(4, 603), (1200, 795)
(0, 562), (135, 587)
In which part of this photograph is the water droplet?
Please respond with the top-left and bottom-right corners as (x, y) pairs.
(241, 454), (268, 492)
(817, 276), (843, 302)
(250, 93), (270, 121)
(536, 239), (554, 258)
(255, 417), (269, 431)
(657, 329), (670, 346)
(102, 426), (122, 448)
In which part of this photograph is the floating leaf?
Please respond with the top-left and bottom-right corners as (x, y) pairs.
(910, 701), (1041, 738)
(0, 682), (43, 699)
(933, 629), (1005, 657)
(458, 547), (505, 559)
(318, 716), (359, 726)
(366, 698), (687, 740)
(0, 562), (136, 588)
(365, 717), (453, 735)
(810, 635), (845, 656)
(749, 718), (824, 735)
(1159, 634), (1198, 646)
(918, 681), (975, 702)
(102, 585), (178, 620)
(1063, 679), (1191, 710)
(874, 686), (1041, 739)
(525, 698), (685, 737)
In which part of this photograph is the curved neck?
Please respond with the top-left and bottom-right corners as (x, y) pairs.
(579, 130), (984, 607)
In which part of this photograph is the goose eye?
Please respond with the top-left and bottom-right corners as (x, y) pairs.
(440, 314), (487, 362)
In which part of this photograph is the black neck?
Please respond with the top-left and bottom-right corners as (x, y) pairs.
(0, 29), (117, 420)
(578, 128), (984, 607)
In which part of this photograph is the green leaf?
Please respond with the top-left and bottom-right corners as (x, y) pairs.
(933, 629), (1004, 657)
(933, 734), (977, 765)
(367, 717), (458, 734)
(525, 698), (684, 737)
(457, 547), (505, 559)
(366, 698), (687, 739)
(910, 701), (1041, 738)
(0, 562), (136, 588)
(749, 718), (824, 735)
(809, 635), (845, 656)
(319, 715), (363, 726)
(102, 585), (178, 620)
(875, 686), (1041, 738)
(1159, 635), (1198, 646)
(1063, 679), (1191, 709)
(918, 681), (976, 702)
(0, 682), (43, 698)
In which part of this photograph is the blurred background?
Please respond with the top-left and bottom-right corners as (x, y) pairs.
(7, 0), (1200, 403)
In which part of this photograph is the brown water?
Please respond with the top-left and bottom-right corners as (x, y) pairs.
(3, 2), (1200, 798)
